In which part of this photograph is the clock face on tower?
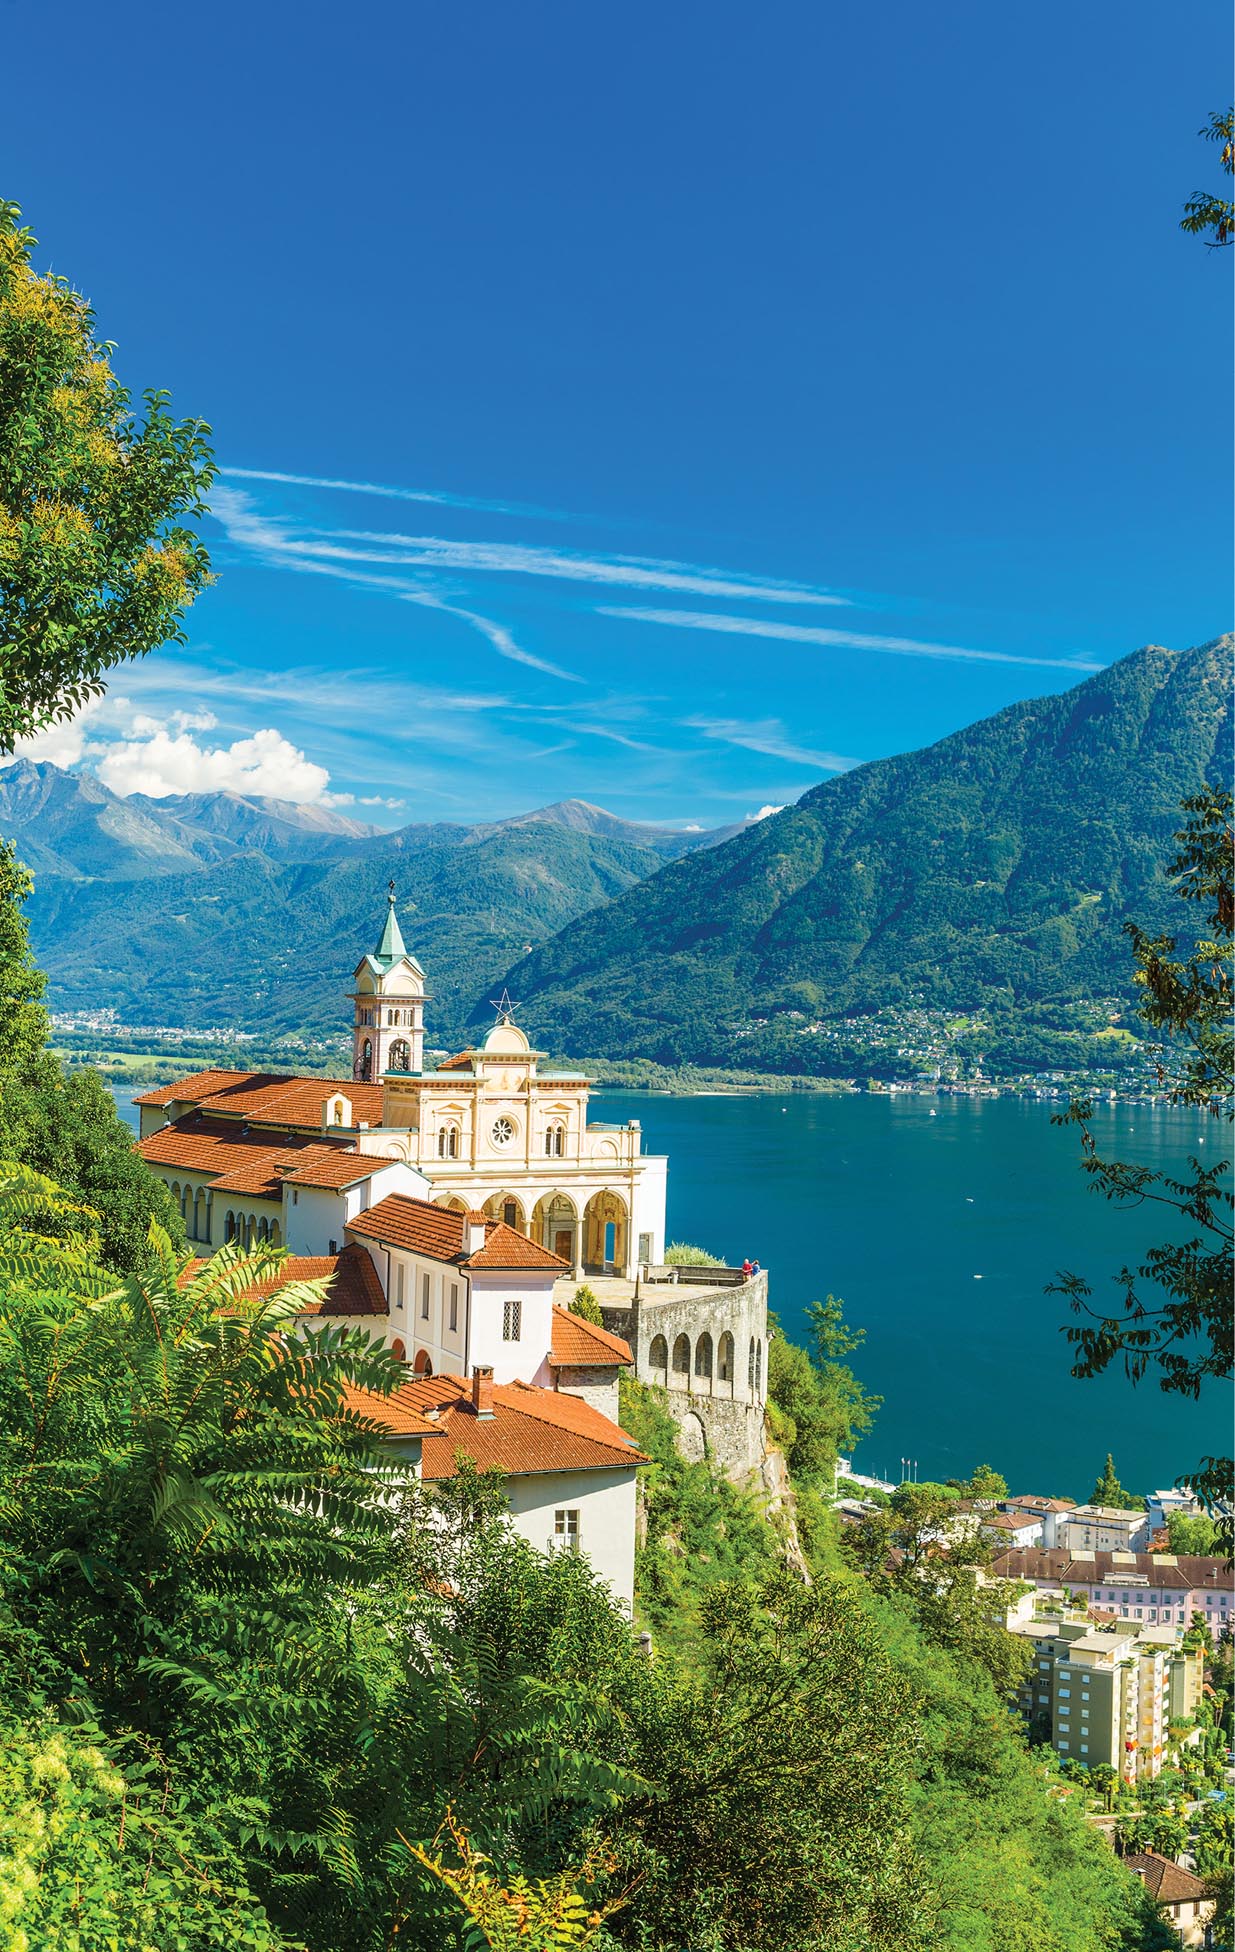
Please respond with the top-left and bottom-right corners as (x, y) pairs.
(491, 1117), (515, 1146)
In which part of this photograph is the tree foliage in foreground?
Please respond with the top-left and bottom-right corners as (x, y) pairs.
(1180, 107), (1235, 247)
(1050, 788), (1233, 1527)
(0, 836), (183, 1269)
(0, 198), (214, 748)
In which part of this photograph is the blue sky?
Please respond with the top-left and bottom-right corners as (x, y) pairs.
(5, 1), (1231, 827)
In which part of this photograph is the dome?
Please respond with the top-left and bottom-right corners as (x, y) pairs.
(481, 1020), (531, 1055)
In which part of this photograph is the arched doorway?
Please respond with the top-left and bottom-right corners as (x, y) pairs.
(583, 1190), (627, 1274)
(532, 1193), (577, 1266)
(483, 1191), (526, 1233)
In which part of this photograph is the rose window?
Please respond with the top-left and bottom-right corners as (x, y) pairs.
(491, 1117), (515, 1146)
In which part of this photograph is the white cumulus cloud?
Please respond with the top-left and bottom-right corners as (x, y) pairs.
(95, 723), (339, 804)
(747, 804), (786, 821)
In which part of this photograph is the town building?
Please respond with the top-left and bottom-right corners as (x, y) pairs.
(998, 1495), (1076, 1550)
(1006, 1601), (1205, 1782)
(1122, 1853), (1215, 1948)
(991, 1548), (1233, 1632)
(1055, 1503), (1152, 1554)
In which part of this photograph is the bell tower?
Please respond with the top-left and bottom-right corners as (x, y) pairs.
(350, 884), (428, 1082)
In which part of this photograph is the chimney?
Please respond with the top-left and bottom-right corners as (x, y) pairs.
(464, 1209), (487, 1256)
(471, 1365), (495, 1418)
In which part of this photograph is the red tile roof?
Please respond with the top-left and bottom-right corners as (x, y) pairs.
(549, 1305), (632, 1368)
(347, 1194), (570, 1271)
(134, 1068), (261, 1107)
(137, 1116), (357, 1196)
(340, 1383), (439, 1437)
(134, 1068), (385, 1128)
(1122, 1852), (1209, 1905)
(347, 1371), (648, 1477)
(433, 1052), (476, 1072)
(992, 1548), (1234, 1591)
(176, 1244), (387, 1317)
(1005, 1496), (1078, 1513)
(281, 1152), (387, 1189)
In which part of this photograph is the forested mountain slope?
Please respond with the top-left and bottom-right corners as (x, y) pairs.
(491, 637), (1231, 1068)
(26, 818), (680, 1037)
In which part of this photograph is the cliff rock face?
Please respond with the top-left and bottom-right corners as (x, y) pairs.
(494, 637), (1232, 1066)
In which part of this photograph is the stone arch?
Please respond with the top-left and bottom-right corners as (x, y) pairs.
(269, 1220), (282, 1247)
(583, 1189), (627, 1273)
(224, 1209), (236, 1243)
(648, 1334), (669, 1384)
(192, 1189), (205, 1240)
(755, 1339), (763, 1397)
(434, 1194), (469, 1213)
(671, 1333), (691, 1387)
(170, 1179), (181, 1215)
(390, 1337), (407, 1362)
(484, 1191), (526, 1233)
(694, 1331), (713, 1392)
(677, 1409), (707, 1463)
(412, 1348), (433, 1375)
(748, 1336), (756, 1395)
(358, 1039), (373, 1083)
(532, 1192), (577, 1265)
(389, 1037), (410, 1072)
(257, 1216), (270, 1244)
(717, 1330), (735, 1396)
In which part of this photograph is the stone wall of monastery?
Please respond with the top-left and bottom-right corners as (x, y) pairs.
(602, 1270), (769, 1481)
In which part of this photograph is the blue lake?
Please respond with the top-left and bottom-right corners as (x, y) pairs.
(115, 1085), (1229, 1499)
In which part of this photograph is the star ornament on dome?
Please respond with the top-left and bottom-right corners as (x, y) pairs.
(490, 989), (520, 1024)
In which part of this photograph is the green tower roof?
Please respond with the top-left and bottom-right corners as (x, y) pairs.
(375, 882), (407, 967)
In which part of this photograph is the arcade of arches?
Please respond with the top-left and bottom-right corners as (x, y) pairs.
(428, 1188), (631, 1273)
(647, 1327), (757, 1402)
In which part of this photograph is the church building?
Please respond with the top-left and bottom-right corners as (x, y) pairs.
(136, 887), (667, 1280)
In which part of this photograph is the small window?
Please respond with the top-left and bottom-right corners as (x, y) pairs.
(292, 1188), (299, 1205)
(329, 1239), (337, 1254)
(1058, 1688), (1070, 1698)
(421, 1273), (430, 1320)
(554, 1509), (579, 1547)
(503, 1297), (522, 1342)
(448, 1282), (459, 1332)
(1079, 1744), (1088, 1755)
(545, 1122), (565, 1157)
(396, 1265), (405, 1310)
(1058, 1742), (1068, 1752)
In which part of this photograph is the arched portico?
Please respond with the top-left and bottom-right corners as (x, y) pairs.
(412, 1348), (433, 1375)
(583, 1189), (627, 1274)
(434, 1194), (469, 1213)
(532, 1192), (577, 1266)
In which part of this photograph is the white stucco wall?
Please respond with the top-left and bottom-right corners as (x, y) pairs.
(502, 1467), (637, 1614)
(283, 1161), (430, 1256)
(469, 1271), (556, 1385)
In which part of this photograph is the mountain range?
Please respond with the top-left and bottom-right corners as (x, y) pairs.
(494, 636), (1231, 1067)
(9, 634), (1230, 1066)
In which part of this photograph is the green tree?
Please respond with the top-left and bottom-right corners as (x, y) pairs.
(766, 1297), (881, 1486)
(1090, 1453), (1144, 1512)
(569, 1283), (604, 1325)
(1166, 1508), (1221, 1554)
(1180, 107), (1235, 247)
(0, 199), (214, 747)
(1050, 790), (1233, 1529)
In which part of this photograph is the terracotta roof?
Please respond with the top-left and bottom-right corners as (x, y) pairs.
(196, 1073), (386, 1128)
(281, 1152), (385, 1189)
(549, 1305), (632, 1368)
(991, 1547), (1234, 1592)
(433, 1052), (476, 1072)
(983, 1511), (1042, 1532)
(133, 1068), (261, 1107)
(348, 1372), (649, 1477)
(137, 1117), (359, 1195)
(1006, 1496), (1078, 1513)
(175, 1244), (387, 1317)
(340, 1383), (438, 1437)
(1122, 1852), (1209, 1905)
(347, 1195), (570, 1271)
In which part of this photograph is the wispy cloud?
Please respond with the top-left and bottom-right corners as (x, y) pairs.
(210, 486), (850, 611)
(686, 717), (856, 771)
(405, 594), (583, 682)
(219, 466), (570, 522)
(323, 528), (851, 606)
(600, 607), (1106, 672)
